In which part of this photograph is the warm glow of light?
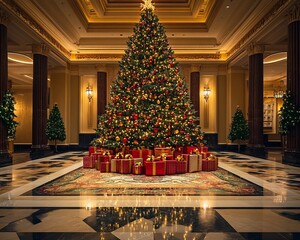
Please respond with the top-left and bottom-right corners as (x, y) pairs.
(8, 52), (33, 64)
(264, 52), (287, 64)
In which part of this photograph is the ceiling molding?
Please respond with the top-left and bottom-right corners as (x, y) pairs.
(226, 0), (291, 60)
(0, 0), (71, 59)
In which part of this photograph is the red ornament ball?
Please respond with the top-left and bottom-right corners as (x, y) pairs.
(123, 137), (128, 144)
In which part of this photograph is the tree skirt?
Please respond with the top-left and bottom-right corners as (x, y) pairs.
(31, 168), (266, 196)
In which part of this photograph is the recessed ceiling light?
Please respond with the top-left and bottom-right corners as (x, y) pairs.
(8, 52), (33, 64)
(226, 5), (230, 8)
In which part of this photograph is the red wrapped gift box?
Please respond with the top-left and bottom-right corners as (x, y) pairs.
(145, 161), (166, 176)
(131, 149), (153, 162)
(91, 152), (102, 165)
(88, 146), (98, 156)
(100, 162), (111, 172)
(116, 159), (133, 174)
(133, 165), (144, 175)
(176, 161), (187, 174)
(201, 152), (212, 160)
(99, 154), (115, 163)
(83, 156), (93, 168)
(154, 147), (172, 157)
(202, 158), (218, 171)
(186, 146), (203, 155)
(200, 146), (208, 152)
(166, 160), (176, 175)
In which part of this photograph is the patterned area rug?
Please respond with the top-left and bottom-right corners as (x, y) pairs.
(28, 167), (268, 196)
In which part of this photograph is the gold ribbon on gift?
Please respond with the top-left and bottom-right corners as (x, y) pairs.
(146, 155), (155, 161)
(103, 151), (111, 156)
(102, 162), (110, 172)
(176, 155), (184, 161)
(115, 152), (124, 159)
(135, 162), (143, 166)
(160, 153), (167, 161)
(125, 154), (133, 159)
(190, 148), (200, 154)
(152, 162), (156, 175)
(208, 154), (216, 161)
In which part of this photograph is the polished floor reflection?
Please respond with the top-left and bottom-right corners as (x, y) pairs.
(0, 151), (300, 240)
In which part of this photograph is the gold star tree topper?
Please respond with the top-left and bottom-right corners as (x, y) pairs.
(141, 0), (155, 11)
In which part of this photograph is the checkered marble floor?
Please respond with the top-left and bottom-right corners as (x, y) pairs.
(0, 151), (300, 240)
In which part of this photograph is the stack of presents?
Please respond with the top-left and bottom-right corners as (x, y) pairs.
(83, 146), (218, 176)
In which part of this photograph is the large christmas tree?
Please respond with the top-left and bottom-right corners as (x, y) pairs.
(96, 0), (204, 149)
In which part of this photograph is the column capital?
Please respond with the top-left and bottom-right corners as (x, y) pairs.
(247, 43), (265, 56)
(190, 64), (201, 72)
(289, 4), (300, 24)
(32, 43), (50, 56)
(0, 8), (9, 26)
(95, 64), (107, 72)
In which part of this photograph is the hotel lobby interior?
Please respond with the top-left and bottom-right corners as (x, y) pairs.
(0, 0), (300, 239)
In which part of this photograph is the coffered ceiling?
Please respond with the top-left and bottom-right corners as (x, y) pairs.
(0, 0), (296, 87)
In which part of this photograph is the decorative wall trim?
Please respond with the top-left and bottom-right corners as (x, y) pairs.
(227, 0), (290, 58)
(289, 3), (300, 23)
(247, 43), (265, 56)
(0, 7), (8, 25)
(1, 0), (71, 58)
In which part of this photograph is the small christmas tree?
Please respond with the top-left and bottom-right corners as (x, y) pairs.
(0, 90), (18, 139)
(279, 91), (300, 135)
(228, 106), (249, 152)
(95, 0), (204, 149)
(46, 104), (66, 152)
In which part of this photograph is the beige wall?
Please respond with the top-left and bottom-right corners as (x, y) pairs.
(217, 74), (227, 144)
(227, 66), (247, 143)
(14, 88), (32, 144)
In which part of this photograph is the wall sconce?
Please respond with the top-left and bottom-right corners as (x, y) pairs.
(203, 86), (211, 102)
(273, 80), (284, 99)
(86, 84), (93, 102)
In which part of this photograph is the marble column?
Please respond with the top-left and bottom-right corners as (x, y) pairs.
(190, 71), (200, 121)
(97, 72), (107, 117)
(30, 44), (52, 159)
(284, 4), (300, 163)
(246, 43), (265, 157)
(0, 13), (12, 166)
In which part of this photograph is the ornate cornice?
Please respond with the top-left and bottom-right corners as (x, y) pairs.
(227, 0), (290, 58)
(0, 7), (8, 25)
(32, 43), (50, 56)
(247, 43), (265, 56)
(289, 3), (300, 23)
(0, 0), (71, 58)
(74, 54), (122, 61)
(74, 53), (223, 62)
(175, 54), (222, 60)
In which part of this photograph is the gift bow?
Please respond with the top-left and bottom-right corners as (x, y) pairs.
(190, 148), (200, 154)
(160, 153), (167, 161)
(176, 155), (184, 161)
(135, 162), (143, 167)
(146, 155), (155, 161)
(125, 154), (133, 159)
(115, 152), (124, 159)
(208, 154), (216, 161)
(102, 151), (111, 156)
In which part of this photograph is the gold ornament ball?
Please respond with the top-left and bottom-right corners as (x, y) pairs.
(157, 100), (160, 104)
(115, 136), (120, 141)
(175, 130), (179, 134)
